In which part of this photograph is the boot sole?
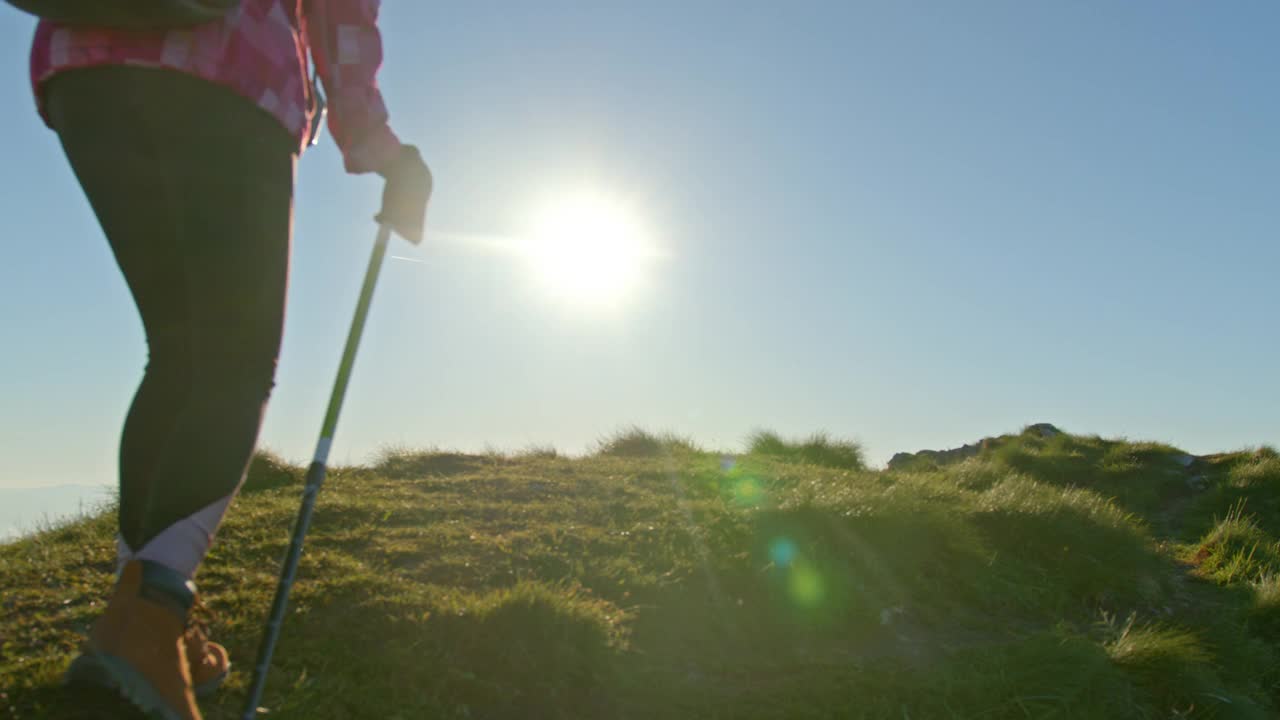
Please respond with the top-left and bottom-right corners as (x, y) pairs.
(65, 652), (185, 720)
(67, 652), (227, 699)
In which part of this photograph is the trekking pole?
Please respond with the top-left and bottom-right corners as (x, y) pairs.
(240, 223), (393, 719)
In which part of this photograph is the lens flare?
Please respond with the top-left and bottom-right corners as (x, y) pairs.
(788, 563), (825, 607)
(731, 476), (764, 507)
(769, 538), (798, 568)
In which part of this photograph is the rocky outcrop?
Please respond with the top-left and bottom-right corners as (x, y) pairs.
(1024, 423), (1061, 439)
(887, 423), (1063, 471)
(887, 443), (984, 471)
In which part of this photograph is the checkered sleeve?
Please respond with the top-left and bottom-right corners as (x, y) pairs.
(306, 0), (402, 174)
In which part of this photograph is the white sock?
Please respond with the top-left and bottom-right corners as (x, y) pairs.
(134, 494), (236, 580)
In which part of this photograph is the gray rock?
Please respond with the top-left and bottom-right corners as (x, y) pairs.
(1025, 423), (1062, 438)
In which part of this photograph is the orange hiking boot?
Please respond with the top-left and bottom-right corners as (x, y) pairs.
(64, 559), (203, 720)
(69, 586), (230, 699)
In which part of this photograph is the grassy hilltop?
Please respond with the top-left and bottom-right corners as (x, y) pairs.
(2, 427), (1279, 719)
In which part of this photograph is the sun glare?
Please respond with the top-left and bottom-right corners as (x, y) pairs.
(524, 191), (652, 305)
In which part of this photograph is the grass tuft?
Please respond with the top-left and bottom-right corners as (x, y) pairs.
(1247, 574), (1280, 640)
(372, 445), (493, 477)
(746, 429), (866, 470)
(1231, 453), (1280, 488)
(241, 448), (303, 493)
(1192, 500), (1280, 584)
(1102, 615), (1228, 714)
(594, 426), (702, 458)
(515, 444), (561, 460)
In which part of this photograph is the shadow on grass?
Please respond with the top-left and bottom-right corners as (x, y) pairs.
(206, 579), (628, 720)
(4, 684), (150, 720)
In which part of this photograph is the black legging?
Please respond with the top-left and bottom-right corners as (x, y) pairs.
(45, 67), (296, 550)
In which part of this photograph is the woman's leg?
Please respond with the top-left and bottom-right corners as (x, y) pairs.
(46, 67), (296, 578)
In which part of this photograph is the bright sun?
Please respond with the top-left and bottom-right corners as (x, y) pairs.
(524, 191), (651, 305)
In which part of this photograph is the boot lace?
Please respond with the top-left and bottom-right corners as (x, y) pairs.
(185, 596), (218, 656)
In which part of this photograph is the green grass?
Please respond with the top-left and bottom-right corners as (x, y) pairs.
(746, 430), (866, 471)
(2, 429), (1279, 718)
(593, 426), (704, 458)
(987, 431), (1193, 520)
(1190, 500), (1280, 585)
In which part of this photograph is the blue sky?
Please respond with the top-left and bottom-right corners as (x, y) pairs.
(0, 1), (1276, 493)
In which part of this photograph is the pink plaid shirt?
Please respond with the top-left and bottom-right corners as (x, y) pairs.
(29, 0), (401, 174)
